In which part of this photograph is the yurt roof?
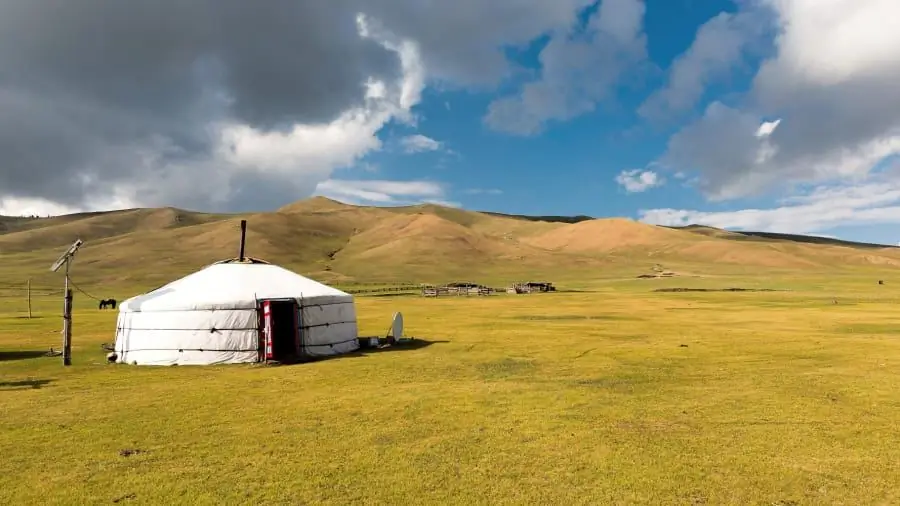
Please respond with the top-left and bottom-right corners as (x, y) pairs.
(120, 261), (351, 312)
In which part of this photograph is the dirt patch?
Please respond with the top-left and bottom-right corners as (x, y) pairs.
(637, 273), (676, 278)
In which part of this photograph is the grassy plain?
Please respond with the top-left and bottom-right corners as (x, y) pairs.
(3, 272), (900, 505)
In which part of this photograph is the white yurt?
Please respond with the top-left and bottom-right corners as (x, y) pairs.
(113, 257), (359, 365)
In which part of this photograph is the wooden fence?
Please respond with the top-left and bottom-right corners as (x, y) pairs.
(0, 280), (72, 318)
(0, 278), (504, 316)
(342, 284), (421, 296)
(421, 286), (497, 297)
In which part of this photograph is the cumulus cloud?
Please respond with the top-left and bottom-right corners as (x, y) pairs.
(638, 7), (772, 122)
(314, 179), (458, 207)
(400, 134), (443, 153)
(639, 181), (900, 236)
(484, 0), (648, 135)
(0, 0), (598, 216)
(616, 169), (662, 193)
(657, 0), (900, 200)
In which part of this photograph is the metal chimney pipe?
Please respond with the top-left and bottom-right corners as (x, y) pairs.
(239, 220), (247, 261)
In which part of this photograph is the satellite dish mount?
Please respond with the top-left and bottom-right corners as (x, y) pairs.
(50, 239), (83, 366)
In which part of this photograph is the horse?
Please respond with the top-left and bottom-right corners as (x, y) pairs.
(98, 298), (117, 310)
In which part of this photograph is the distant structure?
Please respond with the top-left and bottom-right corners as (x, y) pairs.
(422, 282), (493, 297)
(507, 282), (556, 294)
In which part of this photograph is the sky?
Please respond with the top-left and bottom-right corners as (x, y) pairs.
(0, 0), (899, 245)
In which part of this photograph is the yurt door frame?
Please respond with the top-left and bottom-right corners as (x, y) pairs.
(259, 298), (301, 363)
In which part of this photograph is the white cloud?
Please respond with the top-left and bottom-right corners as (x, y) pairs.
(657, 0), (900, 201)
(314, 178), (459, 207)
(0, 190), (140, 217)
(638, 8), (769, 121)
(484, 0), (648, 135)
(755, 118), (781, 138)
(638, 180), (900, 235)
(178, 12), (426, 207)
(399, 134), (443, 153)
(758, 0), (900, 88)
(1, 11), (428, 216)
(616, 169), (663, 193)
(0, 197), (83, 217)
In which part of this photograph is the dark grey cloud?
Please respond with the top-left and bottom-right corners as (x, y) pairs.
(0, 0), (596, 213)
(0, 0), (399, 128)
(0, 0), (404, 210)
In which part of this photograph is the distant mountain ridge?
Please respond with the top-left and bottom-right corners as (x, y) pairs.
(479, 211), (895, 249)
(0, 197), (897, 289)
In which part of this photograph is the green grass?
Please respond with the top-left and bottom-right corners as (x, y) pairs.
(2, 274), (900, 504)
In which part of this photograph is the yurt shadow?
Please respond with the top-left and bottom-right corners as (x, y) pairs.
(357, 337), (449, 354)
(0, 350), (51, 362)
(0, 379), (53, 390)
(275, 337), (449, 365)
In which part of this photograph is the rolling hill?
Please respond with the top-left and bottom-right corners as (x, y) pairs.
(0, 196), (898, 291)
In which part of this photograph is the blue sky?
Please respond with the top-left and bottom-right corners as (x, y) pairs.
(1, 0), (898, 245)
(312, 0), (900, 245)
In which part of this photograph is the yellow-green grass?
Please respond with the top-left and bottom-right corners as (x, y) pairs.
(2, 274), (900, 505)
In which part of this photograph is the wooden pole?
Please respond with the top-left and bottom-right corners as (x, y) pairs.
(62, 259), (72, 366)
(63, 288), (73, 366)
(27, 278), (32, 319)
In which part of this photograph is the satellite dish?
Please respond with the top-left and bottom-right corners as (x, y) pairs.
(391, 312), (404, 341)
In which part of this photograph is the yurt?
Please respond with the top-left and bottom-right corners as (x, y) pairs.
(113, 257), (359, 365)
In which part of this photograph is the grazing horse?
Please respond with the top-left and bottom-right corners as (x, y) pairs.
(98, 298), (117, 310)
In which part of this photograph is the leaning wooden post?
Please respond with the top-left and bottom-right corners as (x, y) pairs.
(26, 278), (32, 319)
(49, 238), (83, 367)
(63, 289), (73, 366)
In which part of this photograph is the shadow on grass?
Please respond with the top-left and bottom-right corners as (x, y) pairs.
(0, 350), (51, 362)
(0, 379), (53, 390)
(269, 338), (449, 366)
(356, 338), (449, 354)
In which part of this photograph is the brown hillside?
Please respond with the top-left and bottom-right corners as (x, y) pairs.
(523, 218), (692, 253)
(679, 225), (754, 240)
(336, 213), (510, 261)
(0, 208), (226, 254)
(331, 213), (555, 280)
(675, 241), (821, 269)
(277, 196), (356, 214)
(1, 197), (898, 289)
